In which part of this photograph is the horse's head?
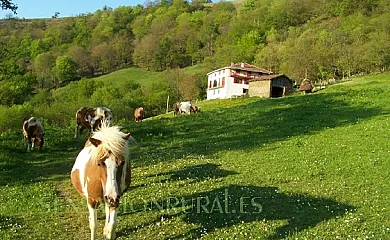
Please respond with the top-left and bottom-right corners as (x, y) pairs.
(89, 127), (131, 207)
(103, 109), (113, 125)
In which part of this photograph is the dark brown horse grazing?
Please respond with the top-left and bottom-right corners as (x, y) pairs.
(173, 102), (180, 116)
(74, 106), (113, 138)
(71, 124), (131, 240)
(22, 117), (45, 152)
(190, 104), (201, 114)
(134, 107), (144, 122)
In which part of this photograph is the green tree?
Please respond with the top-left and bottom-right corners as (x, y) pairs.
(30, 39), (46, 59)
(0, 74), (35, 106)
(67, 45), (93, 77)
(0, 0), (17, 13)
(77, 78), (103, 101)
(90, 85), (121, 107)
(74, 17), (93, 47)
(133, 34), (159, 70)
(55, 55), (76, 86)
(33, 52), (56, 89)
(254, 43), (281, 73)
(90, 42), (116, 73)
(110, 31), (134, 67)
(279, 27), (318, 81)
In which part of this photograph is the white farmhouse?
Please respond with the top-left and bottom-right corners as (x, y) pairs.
(206, 62), (273, 100)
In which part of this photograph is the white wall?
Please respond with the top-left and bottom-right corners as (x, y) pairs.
(207, 68), (229, 100)
(207, 68), (249, 100)
(226, 77), (249, 97)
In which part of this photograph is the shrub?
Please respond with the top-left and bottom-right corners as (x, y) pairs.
(0, 104), (33, 132)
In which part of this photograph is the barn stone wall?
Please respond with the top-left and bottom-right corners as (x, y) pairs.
(249, 80), (271, 98)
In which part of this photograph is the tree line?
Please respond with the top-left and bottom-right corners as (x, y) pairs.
(1, 0), (390, 107)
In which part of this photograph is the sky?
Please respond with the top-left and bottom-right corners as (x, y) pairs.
(1, 0), (145, 19)
(1, 0), (224, 19)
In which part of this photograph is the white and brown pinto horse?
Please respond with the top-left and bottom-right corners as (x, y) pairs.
(22, 117), (45, 152)
(74, 106), (113, 138)
(71, 124), (131, 240)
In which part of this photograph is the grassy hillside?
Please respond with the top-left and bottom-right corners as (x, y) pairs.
(1, 73), (390, 239)
(94, 67), (164, 88)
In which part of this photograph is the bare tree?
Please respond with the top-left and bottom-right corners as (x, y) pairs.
(5, 12), (13, 19)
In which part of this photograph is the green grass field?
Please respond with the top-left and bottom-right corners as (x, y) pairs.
(94, 67), (164, 87)
(1, 74), (390, 239)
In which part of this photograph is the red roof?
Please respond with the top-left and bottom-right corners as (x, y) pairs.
(207, 62), (273, 75)
(230, 62), (273, 74)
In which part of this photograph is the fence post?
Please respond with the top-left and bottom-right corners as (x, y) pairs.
(166, 95), (170, 113)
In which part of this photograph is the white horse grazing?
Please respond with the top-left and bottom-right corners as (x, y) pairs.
(179, 101), (193, 115)
(71, 123), (131, 240)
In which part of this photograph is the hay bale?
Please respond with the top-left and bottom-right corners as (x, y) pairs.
(299, 79), (314, 93)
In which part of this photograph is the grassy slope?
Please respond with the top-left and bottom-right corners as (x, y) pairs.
(1, 74), (390, 239)
(94, 67), (164, 87)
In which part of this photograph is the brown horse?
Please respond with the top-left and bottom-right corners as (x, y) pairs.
(71, 124), (131, 240)
(134, 107), (144, 122)
(22, 117), (45, 152)
(173, 102), (180, 116)
(190, 104), (201, 114)
(74, 106), (113, 138)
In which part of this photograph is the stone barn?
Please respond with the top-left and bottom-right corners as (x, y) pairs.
(248, 74), (293, 98)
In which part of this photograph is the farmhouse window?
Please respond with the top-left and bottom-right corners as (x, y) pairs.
(222, 77), (225, 86)
(234, 78), (239, 83)
(209, 81), (212, 88)
(244, 80), (249, 84)
(213, 80), (217, 87)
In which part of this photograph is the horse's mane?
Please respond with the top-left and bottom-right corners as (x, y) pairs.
(90, 124), (129, 161)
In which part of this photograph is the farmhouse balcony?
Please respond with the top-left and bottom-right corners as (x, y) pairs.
(230, 73), (255, 79)
(208, 85), (225, 89)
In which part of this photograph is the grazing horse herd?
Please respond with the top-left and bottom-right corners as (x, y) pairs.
(21, 101), (200, 239)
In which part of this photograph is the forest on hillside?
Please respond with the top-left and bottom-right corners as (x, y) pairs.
(1, 0), (390, 107)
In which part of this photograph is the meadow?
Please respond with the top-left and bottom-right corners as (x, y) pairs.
(1, 74), (390, 239)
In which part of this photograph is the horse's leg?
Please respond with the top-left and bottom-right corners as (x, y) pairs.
(90, 119), (97, 133)
(39, 138), (44, 152)
(26, 137), (31, 152)
(88, 204), (98, 240)
(31, 138), (35, 150)
(74, 125), (79, 138)
(104, 203), (110, 234)
(80, 126), (85, 136)
(103, 202), (117, 240)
